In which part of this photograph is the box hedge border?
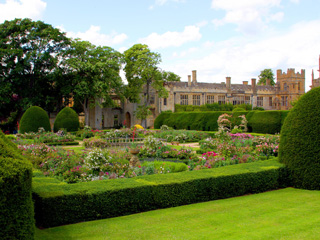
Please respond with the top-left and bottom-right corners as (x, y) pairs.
(33, 159), (290, 228)
(154, 110), (289, 133)
(0, 131), (35, 240)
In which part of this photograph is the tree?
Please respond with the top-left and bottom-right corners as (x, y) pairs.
(63, 39), (124, 125)
(258, 69), (275, 86)
(124, 44), (180, 128)
(0, 18), (71, 122)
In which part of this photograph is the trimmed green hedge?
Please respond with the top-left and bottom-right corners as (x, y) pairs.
(32, 159), (290, 228)
(279, 87), (320, 190)
(54, 107), (80, 132)
(154, 111), (248, 131)
(248, 111), (290, 134)
(155, 111), (289, 133)
(19, 106), (51, 133)
(46, 141), (79, 146)
(0, 131), (35, 239)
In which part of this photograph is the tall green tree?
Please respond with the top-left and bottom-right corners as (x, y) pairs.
(0, 18), (71, 120)
(258, 69), (275, 86)
(63, 39), (124, 125)
(124, 44), (180, 128)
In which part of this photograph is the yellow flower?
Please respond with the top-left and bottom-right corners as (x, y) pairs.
(134, 124), (144, 129)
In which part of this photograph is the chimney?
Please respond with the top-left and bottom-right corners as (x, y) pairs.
(243, 81), (248, 85)
(266, 79), (271, 86)
(188, 75), (191, 87)
(226, 77), (231, 89)
(251, 78), (256, 88)
(192, 70), (197, 83)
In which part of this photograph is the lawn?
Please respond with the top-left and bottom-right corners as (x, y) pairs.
(35, 188), (320, 240)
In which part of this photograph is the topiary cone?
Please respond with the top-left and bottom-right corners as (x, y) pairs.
(279, 87), (320, 189)
(19, 106), (51, 133)
(53, 107), (80, 132)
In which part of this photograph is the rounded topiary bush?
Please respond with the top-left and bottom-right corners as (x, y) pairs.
(232, 107), (246, 112)
(53, 107), (80, 132)
(19, 106), (51, 133)
(0, 131), (35, 239)
(279, 87), (320, 189)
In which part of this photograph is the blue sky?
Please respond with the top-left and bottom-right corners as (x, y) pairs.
(1, 0), (320, 89)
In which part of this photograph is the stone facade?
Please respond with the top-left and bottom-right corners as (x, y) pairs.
(87, 68), (305, 129)
(310, 55), (320, 89)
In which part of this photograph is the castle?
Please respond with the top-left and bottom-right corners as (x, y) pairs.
(87, 67), (306, 129)
(310, 56), (320, 89)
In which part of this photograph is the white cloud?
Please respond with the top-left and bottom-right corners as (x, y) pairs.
(172, 47), (198, 58)
(59, 25), (128, 47)
(162, 20), (320, 90)
(211, 0), (283, 34)
(139, 25), (201, 49)
(0, 0), (46, 23)
(149, 0), (185, 10)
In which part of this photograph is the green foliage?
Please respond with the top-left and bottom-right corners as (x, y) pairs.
(155, 111), (289, 133)
(248, 111), (289, 134)
(19, 106), (51, 133)
(174, 103), (252, 112)
(0, 131), (34, 239)
(134, 105), (152, 120)
(32, 159), (289, 228)
(123, 44), (180, 127)
(154, 111), (249, 131)
(64, 39), (124, 125)
(0, 18), (71, 118)
(232, 107), (246, 112)
(53, 107), (80, 132)
(258, 69), (275, 86)
(279, 87), (320, 189)
(253, 107), (265, 111)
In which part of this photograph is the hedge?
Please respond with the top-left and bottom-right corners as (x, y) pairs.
(0, 131), (35, 239)
(45, 141), (79, 146)
(32, 159), (290, 228)
(19, 106), (51, 133)
(155, 110), (289, 133)
(154, 111), (248, 131)
(279, 87), (320, 190)
(248, 111), (290, 134)
(53, 107), (80, 132)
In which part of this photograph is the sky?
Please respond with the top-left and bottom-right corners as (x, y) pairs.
(1, 0), (320, 90)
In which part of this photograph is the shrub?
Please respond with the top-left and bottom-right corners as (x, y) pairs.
(279, 87), (320, 190)
(32, 159), (289, 228)
(232, 107), (246, 112)
(54, 107), (80, 132)
(0, 131), (34, 239)
(19, 106), (51, 133)
(248, 111), (288, 134)
(154, 111), (249, 131)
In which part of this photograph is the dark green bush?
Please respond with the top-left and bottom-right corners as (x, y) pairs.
(54, 107), (80, 132)
(248, 111), (289, 134)
(154, 111), (249, 131)
(0, 131), (34, 239)
(232, 107), (246, 112)
(19, 106), (51, 133)
(32, 159), (289, 228)
(279, 87), (320, 190)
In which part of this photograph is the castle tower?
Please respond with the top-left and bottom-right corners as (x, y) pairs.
(276, 68), (305, 110)
(311, 55), (320, 89)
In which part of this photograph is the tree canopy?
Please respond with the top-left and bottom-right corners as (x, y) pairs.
(63, 39), (124, 125)
(258, 69), (275, 86)
(0, 18), (70, 118)
(123, 44), (180, 127)
(0, 19), (181, 131)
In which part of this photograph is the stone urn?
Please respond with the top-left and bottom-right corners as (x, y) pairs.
(129, 148), (141, 167)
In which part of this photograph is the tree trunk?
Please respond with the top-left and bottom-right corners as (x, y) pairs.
(142, 80), (151, 129)
(82, 99), (89, 126)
